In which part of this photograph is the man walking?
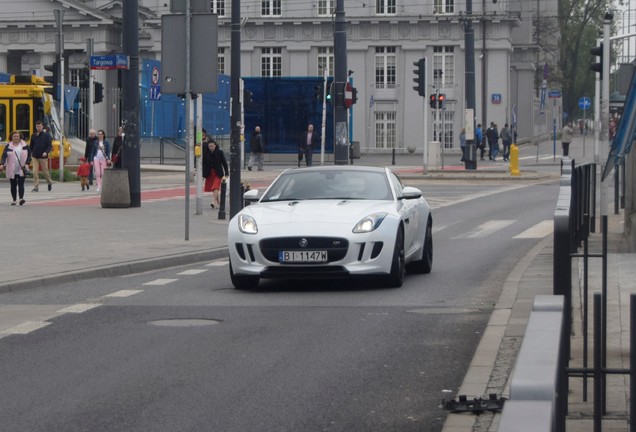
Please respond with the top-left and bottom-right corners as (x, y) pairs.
(500, 123), (512, 162)
(476, 124), (484, 161)
(29, 120), (53, 192)
(300, 123), (319, 167)
(486, 122), (499, 161)
(247, 126), (264, 171)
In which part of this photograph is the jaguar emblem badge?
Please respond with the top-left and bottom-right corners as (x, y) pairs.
(299, 238), (308, 248)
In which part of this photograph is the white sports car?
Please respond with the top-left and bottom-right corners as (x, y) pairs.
(227, 166), (432, 289)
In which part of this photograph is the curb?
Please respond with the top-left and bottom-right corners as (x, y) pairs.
(0, 248), (229, 294)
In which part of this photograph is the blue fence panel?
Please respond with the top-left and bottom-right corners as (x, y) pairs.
(243, 77), (334, 154)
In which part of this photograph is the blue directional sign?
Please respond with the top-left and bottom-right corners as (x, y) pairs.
(548, 89), (561, 99)
(579, 96), (591, 110)
(90, 54), (129, 70)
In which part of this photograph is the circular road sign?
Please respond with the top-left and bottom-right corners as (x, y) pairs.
(151, 66), (160, 85)
(344, 82), (353, 108)
(579, 97), (591, 110)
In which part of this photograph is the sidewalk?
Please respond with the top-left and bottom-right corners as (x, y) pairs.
(2, 137), (632, 431)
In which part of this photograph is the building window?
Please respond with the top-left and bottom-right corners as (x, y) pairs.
(318, 47), (333, 76)
(434, 0), (454, 14)
(374, 47), (396, 89)
(261, 47), (282, 77)
(317, 0), (334, 16)
(262, 0), (281, 16)
(376, 0), (396, 15)
(210, 0), (225, 16)
(433, 46), (454, 88)
(218, 47), (225, 75)
(375, 111), (396, 149)
(432, 107), (455, 149)
(69, 68), (82, 87)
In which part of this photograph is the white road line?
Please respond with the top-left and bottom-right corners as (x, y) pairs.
(57, 303), (101, 314)
(513, 220), (553, 239)
(143, 278), (178, 286)
(1, 321), (51, 335)
(206, 261), (229, 267)
(105, 290), (144, 298)
(453, 220), (516, 239)
(177, 269), (208, 275)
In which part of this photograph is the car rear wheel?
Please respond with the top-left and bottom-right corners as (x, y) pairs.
(385, 227), (405, 288)
(230, 263), (260, 290)
(408, 219), (433, 274)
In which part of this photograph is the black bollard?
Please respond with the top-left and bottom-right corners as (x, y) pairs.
(218, 180), (227, 220)
(392, 147), (395, 165)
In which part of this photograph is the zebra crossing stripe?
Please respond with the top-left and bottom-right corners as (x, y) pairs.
(453, 220), (516, 239)
(513, 220), (553, 239)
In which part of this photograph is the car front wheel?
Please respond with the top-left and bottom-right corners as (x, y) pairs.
(408, 219), (433, 274)
(385, 227), (405, 288)
(230, 263), (260, 290)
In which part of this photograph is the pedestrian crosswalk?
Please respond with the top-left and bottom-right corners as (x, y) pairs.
(436, 219), (553, 240)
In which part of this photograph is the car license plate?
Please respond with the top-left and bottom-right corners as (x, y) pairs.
(279, 250), (328, 263)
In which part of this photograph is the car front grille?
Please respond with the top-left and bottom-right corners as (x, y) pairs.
(260, 237), (349, 263)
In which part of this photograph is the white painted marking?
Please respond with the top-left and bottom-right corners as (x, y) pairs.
(57, 303), (101, 314)
(177, 269), (208, 275)
(453, 220), (516, 239)
(105, 290), (144, 298)
(1, 321), (51, 335)
(513, 220), (553, 239)
(143, 278), (178, 286)
(206, 261), (229, 267)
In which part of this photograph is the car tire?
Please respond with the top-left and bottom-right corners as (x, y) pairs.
(230, 263), (260, 290)
(385, 227), (405, 288)
(408, 219), (433, 274)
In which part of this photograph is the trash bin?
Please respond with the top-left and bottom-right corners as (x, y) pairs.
(350, 141), (360, 159)
(100, 168), (131, 208)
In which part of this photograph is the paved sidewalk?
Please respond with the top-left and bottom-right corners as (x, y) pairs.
(2, 137), (632, 431)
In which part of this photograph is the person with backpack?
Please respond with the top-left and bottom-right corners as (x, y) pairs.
(486, 122), (499, 161)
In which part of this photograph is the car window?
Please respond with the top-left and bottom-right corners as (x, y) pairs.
(261, 170), (393, 201)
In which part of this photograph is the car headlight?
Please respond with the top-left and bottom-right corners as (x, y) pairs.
(353, 212), (387, 233)
(238, 214), (258, 234)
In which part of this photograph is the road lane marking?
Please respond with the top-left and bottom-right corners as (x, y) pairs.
(57, 303), (101, 314)
(453, 220), (516, 239)
(105, 290), (144, 297)
(143, 278), (178, 286)
(1, 321), (51, 335)
(206, 261), (229, 267)
(177, 269), (208, 275)
(513, 220), (553, 239)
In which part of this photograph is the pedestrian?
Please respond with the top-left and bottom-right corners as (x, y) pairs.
(476, 124), (484, 161)
(300, 123), (319, 167)
(561, 122), (574, 156)
(92, 129), (111, 192)
(84, 129), (97, 185)
(202, 138), (229, 208)
(486, 122), (499, 160)
(247, 125), (264, 171)
(0, 130), (31, 205)
(29, 119), (53, 192)
(459, 127), (466, 164)
(76, 156), (91, 191)
(500, 123), (512, 162)
(111, 126), (124, 169)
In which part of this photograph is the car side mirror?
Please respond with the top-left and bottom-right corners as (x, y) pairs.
(401, 186), (422, 200)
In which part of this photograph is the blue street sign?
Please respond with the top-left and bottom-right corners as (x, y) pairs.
(548, 89), (561, 98)
(578, 96), (591, 110)
(149, 85), (161, 101)
(90, 54), (129, 70)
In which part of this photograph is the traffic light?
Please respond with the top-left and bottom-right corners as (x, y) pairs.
(412, 58), (426, 96)
(94, 82), (104, 103)
(351, 87), (358, 105)
(313, 84), (322, 101)
(438, 93), (446, 108)
(590, 43), (603, 78)
(429, 93), (437, 108)
(326, 81), (333, 103)
(79, 67), (89, 89)
(44, 61), (60, 101)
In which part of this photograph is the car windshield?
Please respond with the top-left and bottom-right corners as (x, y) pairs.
(261, 169), (393, 202)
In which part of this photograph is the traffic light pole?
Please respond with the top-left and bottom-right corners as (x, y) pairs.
(86, 38), (94, 131)
(333, 0), (349, 165)
(464, 0), (477, 170)
(321, 68), (327, 166)
(54, 9), (65, 181)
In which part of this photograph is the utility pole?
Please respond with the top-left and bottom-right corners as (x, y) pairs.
(464, 0), (477, 170)
(184, 0), (193, 238)
(54, 9), (65, 181)
(122, 0), (141, 207)
(229, 0), (242, 217)
(333, 0), (349, 165)
(86, 38), (94, 131)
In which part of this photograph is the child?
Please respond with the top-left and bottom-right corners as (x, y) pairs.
(77, 156), (91, 191)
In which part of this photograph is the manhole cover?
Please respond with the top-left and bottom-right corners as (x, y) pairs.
(149, 319), (221, 327)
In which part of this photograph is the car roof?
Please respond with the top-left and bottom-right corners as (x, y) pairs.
(284, 165), (390, 174)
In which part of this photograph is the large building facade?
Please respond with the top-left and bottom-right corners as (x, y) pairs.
(0, 0), (558, 153)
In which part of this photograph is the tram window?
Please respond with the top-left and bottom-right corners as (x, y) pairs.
(0, 104), (6, 141)
(16, 103), (30, 139)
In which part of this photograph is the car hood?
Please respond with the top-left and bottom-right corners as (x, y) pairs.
(243, 200), (396, 226)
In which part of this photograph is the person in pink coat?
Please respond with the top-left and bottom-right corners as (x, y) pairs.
(0, 131), (32, 205)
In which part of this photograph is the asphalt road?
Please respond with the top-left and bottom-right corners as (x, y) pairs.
(0, 179), (559, 432)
